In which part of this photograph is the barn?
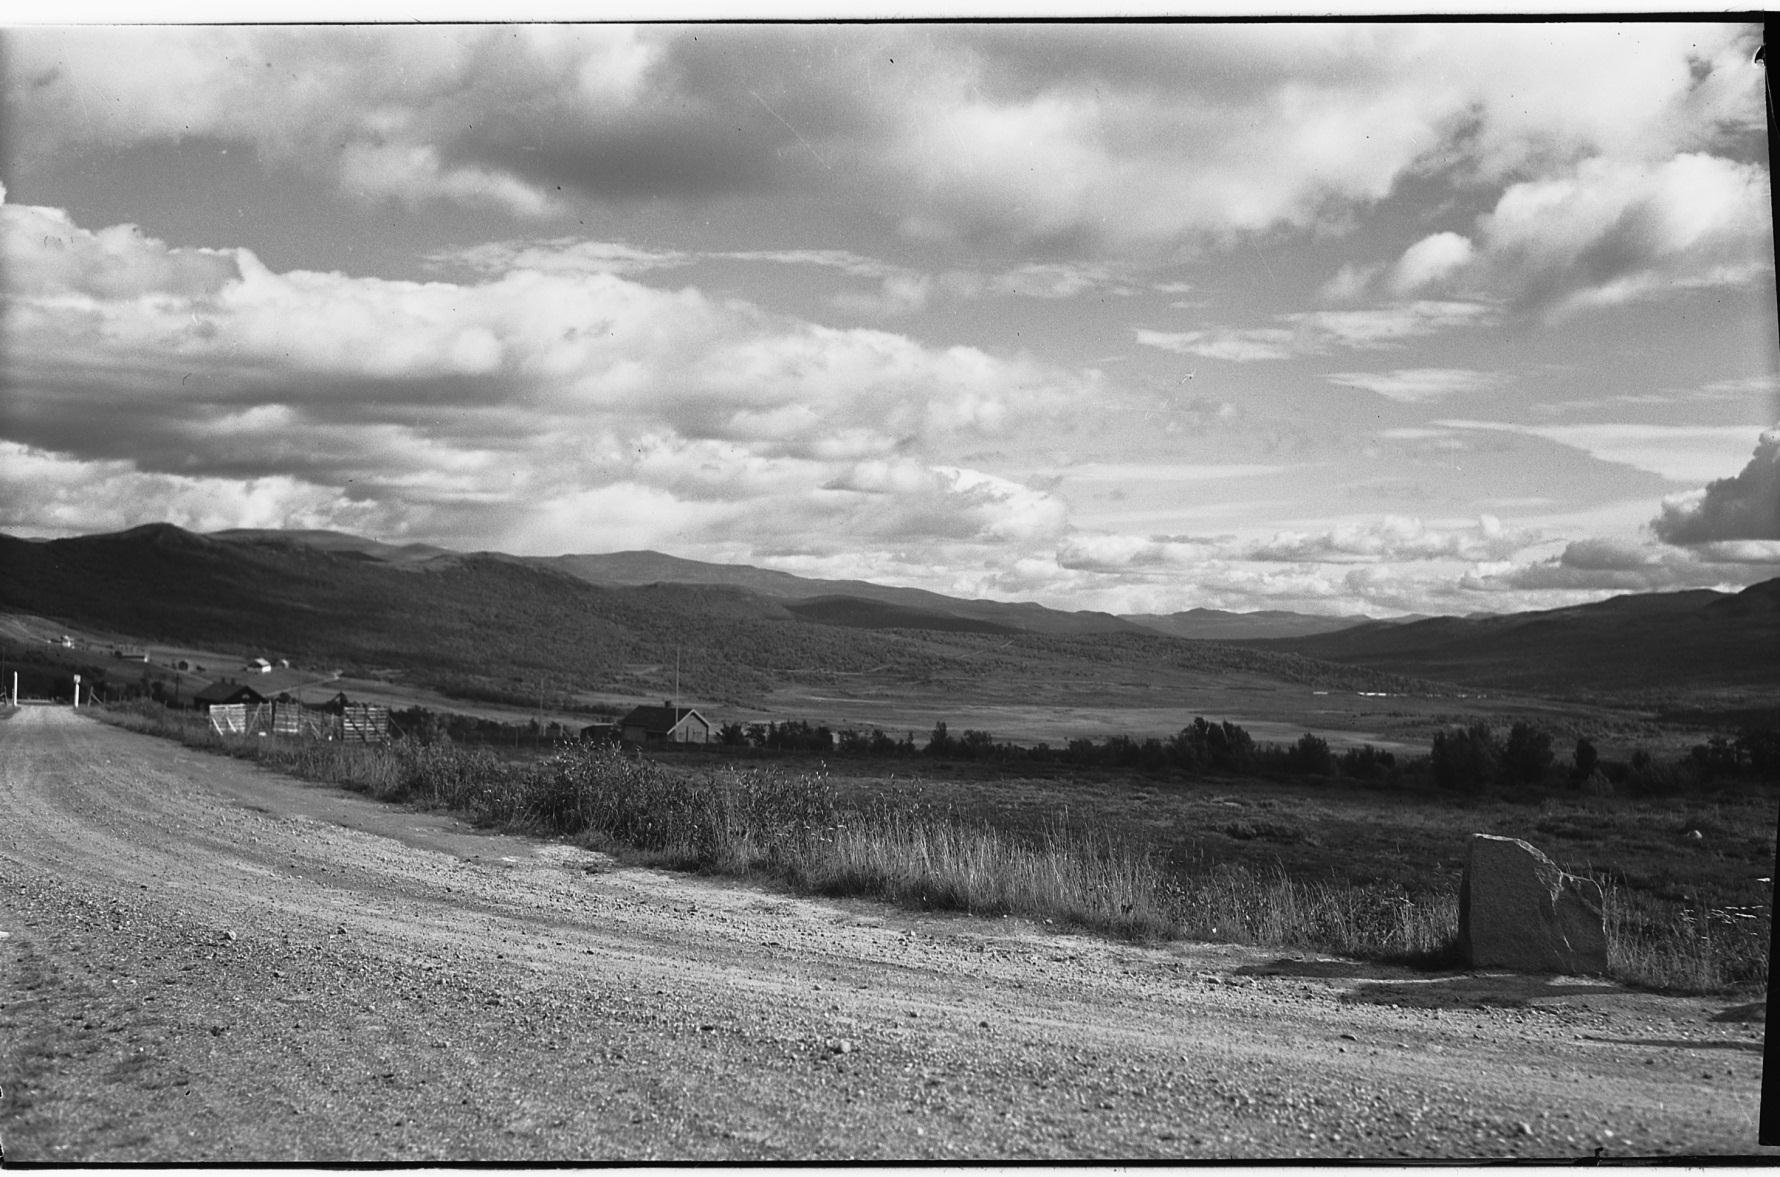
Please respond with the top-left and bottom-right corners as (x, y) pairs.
(618, 704), (712, 745)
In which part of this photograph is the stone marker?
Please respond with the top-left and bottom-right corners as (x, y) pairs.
(1458, 833), (1608, 975)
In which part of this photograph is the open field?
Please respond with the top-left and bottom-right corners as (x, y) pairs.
(750, 678), (1669, 758)
(99, 701), (1774, 993)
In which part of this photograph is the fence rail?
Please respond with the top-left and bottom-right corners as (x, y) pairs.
(208, 701), (388, 743)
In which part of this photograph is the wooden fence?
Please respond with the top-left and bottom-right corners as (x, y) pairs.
(208, 701), (389, 743)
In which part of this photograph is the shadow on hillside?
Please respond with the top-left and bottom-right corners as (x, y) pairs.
(1709, 1001), (1766, 1023)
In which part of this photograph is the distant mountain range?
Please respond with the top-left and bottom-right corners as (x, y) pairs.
(0, 524), (1427, 710)
(214, 527), (1372, 641)
(4, 524), (1774, 710)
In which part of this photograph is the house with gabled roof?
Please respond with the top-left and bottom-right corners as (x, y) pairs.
(192, 679), (268, 710)
(619, 704), (712, 745)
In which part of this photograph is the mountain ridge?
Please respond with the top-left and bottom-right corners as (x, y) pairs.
(3, 524), (1772, 708)
(0, 524), (1437, 712)
(206, 528), (1361, 640)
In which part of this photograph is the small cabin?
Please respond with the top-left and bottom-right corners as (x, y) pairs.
(618, 704), (712, 745)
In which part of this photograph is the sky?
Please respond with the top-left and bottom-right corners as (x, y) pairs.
(3, 20), (1778, 617)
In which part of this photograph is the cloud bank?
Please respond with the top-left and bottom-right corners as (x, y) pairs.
(9, 24), (1762, 258)
(2, 202), (1086, 563)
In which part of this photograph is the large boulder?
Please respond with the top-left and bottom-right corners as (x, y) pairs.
(1458, 834), (1608, 975)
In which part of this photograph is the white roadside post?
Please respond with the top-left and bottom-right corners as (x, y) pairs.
(10, 671), (16, 706)
(72, 674), (81, 709)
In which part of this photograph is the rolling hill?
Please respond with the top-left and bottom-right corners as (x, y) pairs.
(207, 529), (1354, 640)
(0, 525), (1426, 713)
(534, 551), (1149, 637)
(1249, 578), (1780, 702)
(209, 530), (1151, 637)
(8, 524), (1770, 719)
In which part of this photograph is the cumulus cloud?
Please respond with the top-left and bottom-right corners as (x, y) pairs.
(1652, 428), (1780, 545)
(1388, 232), (1475, 295)
(9, 23), (1762, 254)
(1, 202), (1092, 561)
(1245, 515), (1531, 564)
(1341, 152), (1770, 315)
(1475, 153), (1773, 314)
(7, 204), (244, 299)
(0, 442), (402, 539)
(1464, 535), (1780, 597)
(1056, 515), (1534, 574)
(1056, 531), (1215, 574)
(1044, 526), (1518, 617)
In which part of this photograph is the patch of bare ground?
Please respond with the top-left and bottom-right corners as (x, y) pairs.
(0, 707), (1769, 1161)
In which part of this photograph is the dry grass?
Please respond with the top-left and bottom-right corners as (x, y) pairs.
(92, 703), (1768, 992)
(801, 806), (1178, 939)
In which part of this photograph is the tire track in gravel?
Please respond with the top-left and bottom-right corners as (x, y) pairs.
(0, 706), (1769, 1161)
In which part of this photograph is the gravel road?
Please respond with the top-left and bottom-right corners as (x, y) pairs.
(0, 706), (1768, 1161)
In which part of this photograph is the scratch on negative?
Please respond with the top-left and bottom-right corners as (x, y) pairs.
(750, 89), (828, 169)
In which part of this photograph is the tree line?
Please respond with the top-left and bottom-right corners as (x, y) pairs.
(712, 713), (1777, 794)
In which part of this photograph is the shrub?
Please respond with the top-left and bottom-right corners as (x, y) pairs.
(1339, 744), (1397, 782)
(1431, 723), (1500, 792)
(1571, 737), (1599, 783)
(1501, 721), (1555, 786)
(1285, 732), (1334, 777)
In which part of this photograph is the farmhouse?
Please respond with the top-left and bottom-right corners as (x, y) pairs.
(192, 679), (268, 710)
(619, 704), (712, 745)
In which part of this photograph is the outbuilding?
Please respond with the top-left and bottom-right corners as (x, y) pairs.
(618, 704), (712, 745)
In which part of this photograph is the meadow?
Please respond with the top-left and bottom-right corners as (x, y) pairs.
(96, 701), (1773, 995)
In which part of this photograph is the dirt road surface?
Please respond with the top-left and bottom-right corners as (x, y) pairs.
(0, 706), (1768, 1162)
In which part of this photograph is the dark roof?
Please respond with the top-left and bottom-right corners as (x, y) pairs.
(192, 680), (267, 706)
(619, 705), (705, 733)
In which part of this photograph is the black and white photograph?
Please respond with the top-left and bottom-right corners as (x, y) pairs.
(1, 12), (1776, 1162)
